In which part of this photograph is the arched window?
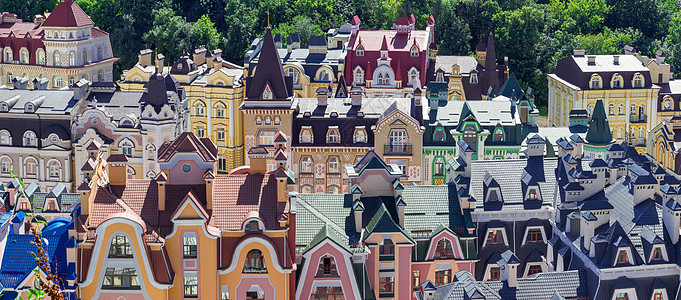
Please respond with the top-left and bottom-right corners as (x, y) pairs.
(389, 130), (407, 153)
(255, 116), (262, 125)
(244, 249), (266, 273)
(316, 255), (338, 276)
(434, 128), (445, 142)
(591, 76), (601, 89)
(608, 104), (614, 115)
(108, 235), (133, 258)
(23, 131), (37, 147)
(301, 156), (313, 173)
(355, 129), (367, 143)
(6, 72), (12, 84)
(97, 46), (103, 61)
(434, 239), (454, 259)
(434, 157), (444, 176)
(356, 45), (364, 56)
(328, 157), (339, 173)
(69, 51), (76, 66)
(318, 69), (330, 81)
(470, 73), (478, 84)
(82, 49), (87, 64)
(4, 49), (12, 62)
(300, 128), (313, 143)
(97, 69), (104, 81)
(69, 76), (75, 87)
(410, 45), (419, 57)
(53, 76), (63, 88)
(285, 68), (300, 85)
(119, 139), (134, 157)
(20, 49), (28, 64)
(493, 128), (504, 142)
(612, 75), (622, 88)
(618, 104), (624, 115)
(37, 50), (45, 65)
(463, 124), (477, 152)
(377, 73), (384, 85)
(633, 74), (644, 88)
(265, 116), (271, 125)
(1, 156), (11, 174)
(353, 67), (364, 85)
(0, 130), (10, 145)
(216, 104), (225, 118)
(274, 116), (281, 125)
(53, 51), (60, 66)
(409, 69), (419, 86)
(664, 97), (673, 110)
(196, 102), (205, 116)
(327, 128), (340, 143)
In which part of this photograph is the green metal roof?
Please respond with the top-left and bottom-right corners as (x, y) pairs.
(303, 223), (351, 254)
(585, 99), (613, 145)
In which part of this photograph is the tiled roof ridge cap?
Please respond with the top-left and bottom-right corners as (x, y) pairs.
(296, 197), (349, 240)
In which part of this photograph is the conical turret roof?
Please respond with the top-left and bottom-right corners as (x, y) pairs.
(585, 99), (613, 145)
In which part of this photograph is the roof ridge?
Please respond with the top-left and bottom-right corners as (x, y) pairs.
(296, 198), (348, 237)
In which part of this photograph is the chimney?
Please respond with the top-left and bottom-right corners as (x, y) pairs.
(204, 169), (215, 210)
(6, 183), (16, 207)
(581, 211), (596, 252)
(498, 250), (520, 288)
(587, 55), (596, 65)
(656, 50), (666, 64)
(247, 147), (269, 175)
(107, 154), (129, 186)
(156, 172), (167, 211)
(212, 49), (222, 61)
(525, 135), (545, 157)
(664, 199), (681, 244)
(316, 87), (329, 106)
(274, 168), (288, 204)
(412, 88), (423, 125)
(351, 184), (363, 201)
(32, 77), (49, 90)
(72, 79), (90, 100)
(12, 77), (28, 90)
(193, 48), (206, 65)
(353, 200), (364, 233)
(155, 54), (165, 73)
(396, 196), (406, 228)
(77, 181), (91, 216)
(613, 55), (620, 65)
(138, 49), (152, 67)
(206, 53), (214, 69)
(573, 49), (585, 57)
(351, 87), (363, 106)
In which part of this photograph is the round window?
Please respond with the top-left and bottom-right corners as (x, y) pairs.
(91, 118), (98, 125)
(50, 135), (58, 143)
(182, 163), (192, 172)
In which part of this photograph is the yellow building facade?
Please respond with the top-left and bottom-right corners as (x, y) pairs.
(547, 50), (669, 152)
(119, 48), (246, 173)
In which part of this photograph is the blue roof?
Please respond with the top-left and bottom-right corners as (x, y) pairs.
(11, 211), (24, 224)
(0, 232), (68, 289)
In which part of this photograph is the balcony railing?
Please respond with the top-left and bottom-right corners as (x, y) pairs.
(384, 144), (412, 156)
(630, 114), (647, 123)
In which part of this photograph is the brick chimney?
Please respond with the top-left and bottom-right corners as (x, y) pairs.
(274, 168), (288, 204)
(193, 48), (207, 65)
(107, 154), (129, 186)
(248, 147), (269, 175)
(138, 49), (152, 67)
(77, 181), (91, 216)
(156, 171), (167, 211)
(204, 169), (215, 210)
(155, 54), (165, 73)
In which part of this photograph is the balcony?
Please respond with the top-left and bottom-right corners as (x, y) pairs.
(384, 144), (412, 156)
(630, 114), (647, 123)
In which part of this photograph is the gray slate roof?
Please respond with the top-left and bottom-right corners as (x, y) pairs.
(0, 89), (78, 115)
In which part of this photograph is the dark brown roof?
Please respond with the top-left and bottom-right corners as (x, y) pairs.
(248, 146), (268, 155)
(274, 131), (287, 143)
(41, 0), (94, 27)
(156, 172), (167, 182)
(81, 158), (96, 171)
(245, 28), (293, 101)
(157, 132), (217, 162)
(107, 154), (128, 163)
(148, 248), (173, 284)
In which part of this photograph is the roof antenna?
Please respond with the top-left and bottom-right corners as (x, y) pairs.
(267, 10), (271, 29)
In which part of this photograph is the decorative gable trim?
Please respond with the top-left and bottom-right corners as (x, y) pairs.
(482, 226), (509, 247)
(425, 230), (464, 260)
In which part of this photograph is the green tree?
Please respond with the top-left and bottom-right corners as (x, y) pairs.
(0, 0), (56, 21)
(549, 0), (609, 34)
(194, 14), (224, 51)
(573, 28), (634, 55)
(143, 7), (196, 63)
(432, 0), (472, 55)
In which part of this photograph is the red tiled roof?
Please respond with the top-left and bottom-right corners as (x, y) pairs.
(350, 15), (361, 25)
(428, 15), (435, 24)
(41, 0), (95, 27)
(212, 173), (281, 230)
(395, 17), (410, 26)
(148, 248), (173, 284)
(0, 22), (40, 38)
(352, 30), (429, 52)
(111, 179), (158, 226)
(88, 184), (124, 227)
(157, 132), (217, 163)
(91, 27), (108, 37)
(171, 190), (210, 221)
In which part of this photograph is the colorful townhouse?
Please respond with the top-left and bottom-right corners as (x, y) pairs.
(0, 0), (116, 89)
(295, 151), (477, 300)
(75, 131), (297, 299)
(548, 47), (672, 152)
(244, 29), (347, 99)
(0, 84), (87, 191)
(422, 77), (539, 185)
(551, 101), (681, 299)
(431, 33), (510, 101)
(119, 48), (246, 173)
(72, 73), (186, 183)
(342, 15), (436, 98)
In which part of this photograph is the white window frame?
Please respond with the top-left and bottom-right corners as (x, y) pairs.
(482, 227), (509, 247)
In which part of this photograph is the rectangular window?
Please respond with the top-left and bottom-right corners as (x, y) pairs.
(108, 235), (132, 258)
(435, 269), (451, 286)
(184, 276), (198, 298)
(311, 287), (343, 299)
(217, 128), (225, 141)
(259, 131), (274, 146)
(183, 235), (197, 258)
(379, 277), (394, 294)
(616, 292), (629, 300)
(527, 265), (542, 276)
(102, 267), (140, 289)
(652, 248), (663, 261)
(218, 155), (226, 172)
(526, 228), (543, 243)
(196, 126), (205, 138)
(488, 266), (500, 281)
(379, 239), (394, 259)
(617, 250), (629, 264)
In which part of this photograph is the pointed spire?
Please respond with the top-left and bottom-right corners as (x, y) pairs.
(245, 27), (291, 101)
(585, 99), (613, 145)
(412, 36), (419, 50)
(485, 32), (497, 71)
(395, 60), (402, 82)
(380, 36), (389, 51)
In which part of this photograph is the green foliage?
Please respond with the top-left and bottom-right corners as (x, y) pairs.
(0, 0), (56, 21)
(549, 0), (609, 34)
(573, 28), (634, 55)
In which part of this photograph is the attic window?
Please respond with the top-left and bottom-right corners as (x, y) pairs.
(330, 111), (338, 118)
(470, 73), (478, 84)
(433, 128), (445, 142)
(356, 45), (364, 56)
(410, 45), (419, 57)
(303, 111), (311, 118)
(262, 84), (273, 100)
(616, 249), (629, 264)
(489, 190), (499, 201)
(652, 247), (663, 261)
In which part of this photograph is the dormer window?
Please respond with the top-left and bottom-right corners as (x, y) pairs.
(327, 127), (340, 144)
(353, 67), (364, 85)
(265, 116), (271, 125)
(410, 45), (419, 57)
(0, 130), (11, 145)
(485, 229), (505, 246)
(408, 68), (419, 86)
(651, 246), (664, 262)
(489, 190), (498, 201)
(108, 235), (133, 258)
(23, 131), (37, 147)
(470, 73), (478, 84)
(354, 127), (367, 143)
(590, 75), (601, 89)
(433, 127), (445, 142)
(616, 249), (629, 264)
(255, 116), (262, 125)
(0, 103), (7, 112)
(528, 189), (537, 199)
(434, 239), (454, 259)
(285, 68), (301, 86)
(316, 255), (338, 276)
(246, 220), (260, 232)
(25, 104), (34, 113)
(300, 127), (313, 143)
(612, 74), (622, 88)
(525, 228), (544, 243)
(615, 292), (629, 300)
(493, 128), (504, 142)
(664, 97), (673, 110)
(356, 45), (364, 56)
(653, 290), (666, 300)
(633, 73), (644, 88)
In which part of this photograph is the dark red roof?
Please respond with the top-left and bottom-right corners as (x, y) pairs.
(409, 14), (416, 23)
(41, 0), (94, 27)
(274, 148), (287, 161)
(203, 169), (215, 179)
(107, 154), (128, 163)
(245, 28), (293, 101)
(428, 15), (435, 24)
(350, 15), (361, 25)
(395, 17), (410, 26)
(81, 158), (96, 171)
(155, 172), (167, 182)
(77, 181), (90, 191)
(380, 36), (389, 51)
(157, 132), (217, 163)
